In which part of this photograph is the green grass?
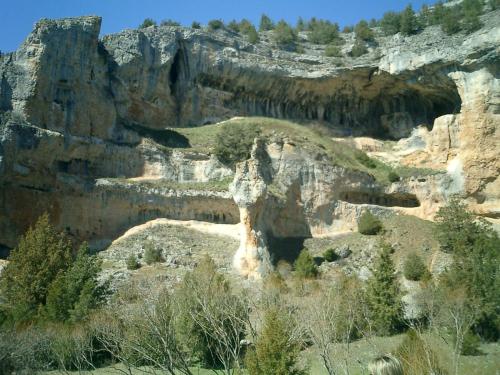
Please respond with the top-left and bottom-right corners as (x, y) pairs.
(43, 335), (500, 375)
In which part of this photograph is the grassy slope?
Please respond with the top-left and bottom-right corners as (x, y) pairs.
(176, 117), (417, 184)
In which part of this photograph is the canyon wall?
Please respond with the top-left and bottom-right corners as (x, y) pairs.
(0, 13), (498, 264)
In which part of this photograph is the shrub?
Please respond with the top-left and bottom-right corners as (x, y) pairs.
(174, 256), (248, 369)
(388, 171), (400, 182)
(294, 249), (318, 278)
(403, 252), (429, 281)
(273, 20), (297, 47)
(160, 19), (180, 27)
(354, 20), (374, 42)
(491, 0), (500, 10)
(191, 21), (201, 29)
(309, 20), (340, 44)
(367, 242), (403, 335)
(259, 14), (274, 31)
(358, 211), (383, 235)
(350, 40), (368, 57)
(143, 243), (162, 265)
(324, 44), (342, 57)
(396, 329), (446, 375)
(126, 254), (140, 270)
(245, 307), (305, 375)
(239, 20), (259, 44)
(208, 19), (224, 31)
(0, 213), (72, 324)
(400, 5), (419, 35)
(460, 331), (482, 355)
(323, 248), (339, 262)
(139, 18), (156, 29)
(214, 122), (260, 167)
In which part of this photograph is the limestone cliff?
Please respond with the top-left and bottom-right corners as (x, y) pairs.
(0, 12), (498, 268)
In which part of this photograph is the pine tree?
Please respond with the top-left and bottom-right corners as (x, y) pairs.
(245, 308), (305, 375)
(400, 5), (419, 35)
(0, 213), (72, 323)
(366, 242), (403, 335)
(259, 14), (274, 31)
(273, 20), (297, 47)
(381, 11), (401, 35)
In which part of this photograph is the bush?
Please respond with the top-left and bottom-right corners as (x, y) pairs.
(323, 248), (339, 262)
(208, 19), (224, 31)
(214, 122), (260, 167)
(403, 253), (429, 281)
(324, 44), (342, 57)
(273, 20), (297, 47)
(126, 254), (140, 270)
(160, 19), (180, 27)
(308, 20), (340, 44)
(143, 243), (162, 265)
(191, 21), (201, 29)
(354, 20), (374, 42)
(358, 211), (383, 235)
(460, 331), (482, 355)
(388, 171), (400, 182)
(491, 0), (500, 10)
(294, 249), (318, 278)
(239, 20), (259, 44)
(349, 40), (368, 57)
(259, 14), (274, 31)
(245, 307), (305, 375)
(381, 11), (401, 35)
(396, 329), (446, 375)
(139, 18), (156, 29)
(462, 0), (483, 33)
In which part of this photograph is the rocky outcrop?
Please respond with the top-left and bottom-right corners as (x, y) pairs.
(0, 11), (498, 260)
(229, 136), (454, 278)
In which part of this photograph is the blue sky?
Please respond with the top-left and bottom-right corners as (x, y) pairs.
(0, 0), (438, 52)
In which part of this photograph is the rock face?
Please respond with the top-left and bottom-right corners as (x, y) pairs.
(0, 12), (499, 269)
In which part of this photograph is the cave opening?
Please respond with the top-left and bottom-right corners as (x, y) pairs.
(339, 191), (421, 208)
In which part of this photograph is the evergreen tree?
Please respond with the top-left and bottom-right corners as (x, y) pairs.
(441, 7), (462, 35)
(259, 14), (274, 31)
(366, 242), (403, 335)
(139, 18), (156, 29)
(245, 307), (305, 375)
(308, 20), (340, 44)
(462, 0), (483, 33)
(400, 5), (419, 35)
(381, 11), (401, 35)
(296, 17), (306, 32)
(436, 198), (500, 340)
(227, 19), (240, 33)
(0, 214), (72, 323)
(294, 249), (318, 278)
(44, 243), (107, 323)
(354, 20), (374, 41)
(273, 20), (297, 47)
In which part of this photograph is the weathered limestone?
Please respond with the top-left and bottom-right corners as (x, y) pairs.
(0, 11), (498, 265)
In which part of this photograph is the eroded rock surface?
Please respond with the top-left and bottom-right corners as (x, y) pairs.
(0, 12), (498, 270)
